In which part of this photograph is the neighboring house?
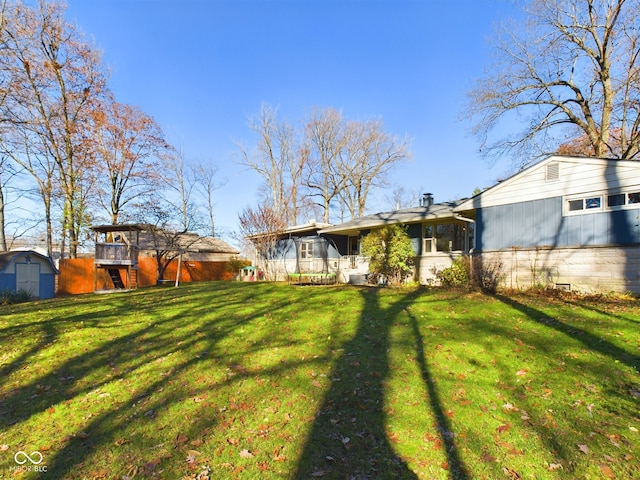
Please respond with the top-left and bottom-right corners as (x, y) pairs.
(454, 155), (640, 293)
(137, 230), (239, 262)
(250, 220), (337, 281)
(86, 224), (240, 292)
(318, 194), (475, 284)
(0, 250), (59, 299)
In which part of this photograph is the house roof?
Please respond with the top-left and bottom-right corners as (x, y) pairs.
(0, 250), (59, 274)
(285, 220), (333, 235)
(90, 224), (144, 233)
(137, 230), (239, 254)
(181, 234), (240, 254)
(318, 201), (464, 236)
(453, 154), (640, 213)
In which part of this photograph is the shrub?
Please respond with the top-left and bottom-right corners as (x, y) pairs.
(471, 256), (504, 293)
(225, 256), (252, 279)
(361, 225), (415, 286)
(0, 289), (33, 305)
(435, 257), (470, 287)
(434, 255), (504, 293)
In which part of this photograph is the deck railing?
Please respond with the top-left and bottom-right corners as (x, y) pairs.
(95, 243), (139, 265)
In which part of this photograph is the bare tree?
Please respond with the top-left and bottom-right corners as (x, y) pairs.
(88, 95), (168, 224)
(238, 204), (287, 281)
(385, 185), (425, 210)
(467, 0), (640, 164)
(193, 160), (226, 237)
(302, 107), (349, 223)
(135, 203), (186, 283)
(237, 103), (301, 223)
(0, 127), (58, 254)
(161, 146), (201, 233)
(338, 119), (411, 219)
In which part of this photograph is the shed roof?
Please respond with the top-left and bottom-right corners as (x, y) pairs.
(0, 250), (59, 274)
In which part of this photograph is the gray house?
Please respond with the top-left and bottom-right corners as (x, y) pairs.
(318, 195), (475, 284)
(251, 220), (339, 281)
(0, 250), (59, 299)
(253, 155), (640, 293)
(454, 155), (640, 293)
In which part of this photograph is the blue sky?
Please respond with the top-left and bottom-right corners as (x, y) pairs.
(65, 0), (521, 241)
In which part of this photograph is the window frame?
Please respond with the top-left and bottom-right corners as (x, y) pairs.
(423, 222), (469, 254)
(299, 240), (314, 259)
(564, 189), (640, 216)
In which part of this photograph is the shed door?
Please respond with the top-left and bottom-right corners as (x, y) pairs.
(16, 263), (40, 298)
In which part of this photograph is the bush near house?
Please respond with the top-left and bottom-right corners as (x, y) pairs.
(0, 289), (32, 305)
(436, 255), (504, 293)
(361, 224), (415, 285)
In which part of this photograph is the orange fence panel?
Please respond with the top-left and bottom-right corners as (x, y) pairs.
(57, 257), (233, 295)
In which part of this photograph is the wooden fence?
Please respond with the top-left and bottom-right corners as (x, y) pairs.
(57, 257), (233, 295)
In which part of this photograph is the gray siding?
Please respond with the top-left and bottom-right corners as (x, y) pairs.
(477, 197), (640, 250)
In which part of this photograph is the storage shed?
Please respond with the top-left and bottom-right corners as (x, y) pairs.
(0, 250), (59, 299)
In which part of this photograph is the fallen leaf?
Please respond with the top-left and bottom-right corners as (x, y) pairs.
(496, 423), (511, 434)
(239, 449), (254, 458)
(577, 444), (589, 454)
(516, 369), (527, 377)
(0, 445), (9, 451)
(503, 467), (522, 479)
(548, 463), (563, 471)
(142, 458), (161, 473)
(175, 433), (189, 445)
(599, 464), (615, 478)
(481, 453), (497, 462)
(89, 469), (109, 479)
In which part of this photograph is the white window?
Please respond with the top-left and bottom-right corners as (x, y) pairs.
(565, 195), (603, 214)
(300, 241), (314, 259)
(423, 223), (468, 253)
(565, 189), (640, 215)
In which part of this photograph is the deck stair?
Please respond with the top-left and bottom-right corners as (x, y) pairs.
(108, 269), (125, 289)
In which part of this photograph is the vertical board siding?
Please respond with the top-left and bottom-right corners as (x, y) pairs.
(477, 197), (640, 250)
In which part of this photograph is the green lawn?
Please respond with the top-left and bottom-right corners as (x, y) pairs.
(0, 282), (638, 479)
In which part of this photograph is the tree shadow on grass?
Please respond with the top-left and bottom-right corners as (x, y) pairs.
(406, 309), (469, 479)
(294, 287), (469, 479)
(494, 294), (640, 371)
(0, 282), (301, 478)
